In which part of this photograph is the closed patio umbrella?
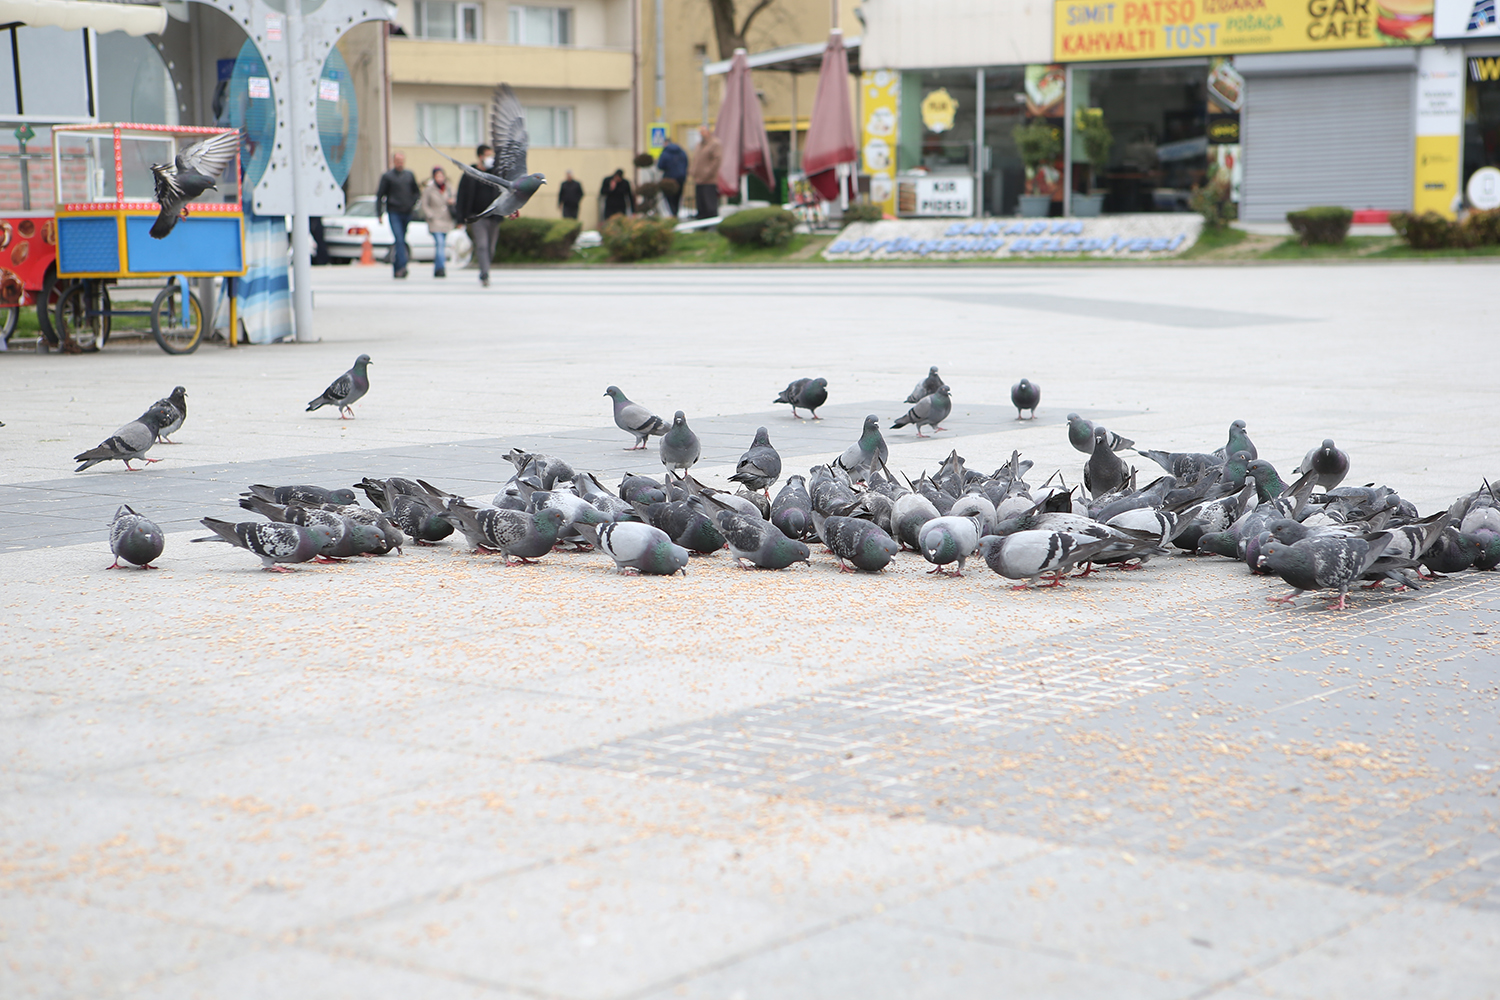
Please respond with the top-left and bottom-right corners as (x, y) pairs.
(802, 29), (857, 203)
(716, 49), (775, 198)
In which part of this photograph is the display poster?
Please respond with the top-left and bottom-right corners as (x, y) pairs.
(1054, 0), (1434, 61)
(1206, 57), (1243, 145)
(1434, 0), (1499, 38)
(1414, 46), (1464, 217)
(860, 70), (900, 217)
(1023, 65), (1067, 202)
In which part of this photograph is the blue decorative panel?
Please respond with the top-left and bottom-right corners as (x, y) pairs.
(125, 216), (243, 274)
(57, 217), (119, 274)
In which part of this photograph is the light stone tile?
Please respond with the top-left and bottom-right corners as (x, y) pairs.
(120, 948), (515, 1000)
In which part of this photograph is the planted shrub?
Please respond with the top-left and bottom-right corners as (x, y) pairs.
(601, 215), (675, 262)
(1459, 208), (1500, 246)
(1389, 211), (1456, 250)
(841, 202), (885, 225)
(718, 206), (798, 247)
(492, 217), (583, 261)
(1286, 206), (1353, 245)
(1190, 164), (1237, 228)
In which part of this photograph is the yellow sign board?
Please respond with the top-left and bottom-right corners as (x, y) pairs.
(1053, 0), (1433, 61)
(860, 70), (900, 217)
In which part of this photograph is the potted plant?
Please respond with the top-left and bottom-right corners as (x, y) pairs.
(1012, 119), (1061, 217)
(1072, 108), (1113, 218)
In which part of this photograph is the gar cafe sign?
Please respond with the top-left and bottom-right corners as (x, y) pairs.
(822, 217), (1203, 260)
(1053, 0), (1435, 61)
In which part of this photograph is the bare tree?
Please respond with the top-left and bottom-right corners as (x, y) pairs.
(706, 0), (779, 60)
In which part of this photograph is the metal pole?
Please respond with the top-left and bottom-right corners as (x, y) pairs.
(974, 68), (984, 218)
(653, 0), (665, 119)
(1062, 64), (1073, 218)
(789, 72), (797, 180)
(700, 55), (708, 127)
(286, 0), (316, 342)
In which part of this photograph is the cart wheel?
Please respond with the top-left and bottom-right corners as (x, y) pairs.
(151, 283), (203, 355)
(54, 281), (111, 353)
(0, 306), (16, 346)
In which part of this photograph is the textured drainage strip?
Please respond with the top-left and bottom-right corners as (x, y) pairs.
(552, 574), (1500, 906)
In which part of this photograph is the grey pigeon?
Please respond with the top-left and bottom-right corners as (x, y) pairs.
(892, 492), (941, 551)
(604, 386), (667, 450)
(632, 499), (725, 553)
(1213, 419), (1256, 460)
(809, 464), (862, 516)
(1084, 426), (1130, 498)
(658, 411), (701, 481)
(152, 386), (187, 443)
(818, 515), (899, 572)
(1010, 378), (1040, 420)
(237, 496), (376, 561)
(107, 504), (164, 569)
(74, 404), (173, 472)
(439, 502), (566, 563)
(834, 415), (889, 481)
(1260, 532), (1393, 609)
(774, 377), (828, 419)
(584, 521), (689, 576)
(770, 475), (814, 540)
(919, 515), (983, 576)
(728, 427), (782, 494)
(423, 84), (546, 221)
(1136, 449), (1220, 481)
(318, 503), (404, 554)
(619, 474), (668, 505)
(506, 448), (576, 489)
(246, 483), (359, 506)
(714, 510), (810, 570)
(1294, 439), (1350, 492)
(891, 385), (952, 438)
(387, 493), (454, 545)
(307, 354), (371, 418)
(978, 530), (1115, 588)
(193, 518), (331, 572)
(1067, 413), (1133, 454)
(149, 129), (241, 239)
(906, 366), (943, 404)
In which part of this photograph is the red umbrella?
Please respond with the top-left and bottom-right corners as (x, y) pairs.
(716, 49), (775, 198)
(802, 30), (857, 202)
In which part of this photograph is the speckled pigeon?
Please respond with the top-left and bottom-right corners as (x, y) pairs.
(1259, 532), (1393, 609)
(439, 502), (566, 563)
(978, 530), (1115, 588)
(817, 515), (899, 572)
(246, 483), (359, 507)
(74, 404), (174, 472)
(307, 354), (371, 419)
(774, 377), (828, 419)
(891, 385), (951, 438)
(1010, 379), (1040, 420)
(152, 386), (187, 443)
(728, 427), (782, 494)
(771, 474), (814, 540)
(193, 518), (331, 572)
(632, 498), (725, 554)
(714, 510), (810, 569)
(107, 505), (164, 570)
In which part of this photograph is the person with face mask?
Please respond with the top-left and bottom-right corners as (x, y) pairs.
(457, 144), (501, 287)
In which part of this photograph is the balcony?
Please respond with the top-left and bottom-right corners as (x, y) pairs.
(389, 39), (633, 91)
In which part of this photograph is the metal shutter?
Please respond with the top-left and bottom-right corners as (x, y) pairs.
(1241, 72), (1413, 222)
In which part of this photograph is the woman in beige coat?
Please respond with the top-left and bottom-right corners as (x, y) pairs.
(420, 167), (456, 277)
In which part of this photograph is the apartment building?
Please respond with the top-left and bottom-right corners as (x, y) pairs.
(387, 0), (636, 228)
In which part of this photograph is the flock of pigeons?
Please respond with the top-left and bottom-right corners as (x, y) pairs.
(89, 361), (1500, 611)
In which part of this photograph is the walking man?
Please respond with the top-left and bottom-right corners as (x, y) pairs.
(375, 151), (419, 278)
(656, 136), (688, 218)
(457, 144), (500, 287)
(691, 127), (723, 220)
(557, 170), (584, 220)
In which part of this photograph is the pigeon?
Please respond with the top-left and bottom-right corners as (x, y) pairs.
(107, 505), (164, 569)
(237, 497), (380, 561)
(1011, 379), (1040, 420)
(773, 377), (828, 419)
(770, 475), (814, 540)
(834, 415), (889, 481)
(891, 385), (952, 438)
(619, 474), (668, 506)
(659, 411), (701, 482)
(581, 521), (689, 576)
(317, 504), (404, 554)
(424, 84), (546, 221)
(152, 386), (187, 443)
(307, 354), (371, 419)
(74, 404), (174, 472)
(1083, 426), (1130, 498)
(948, 494), (997, 535)
(817, 515), (899, 572)
(978, 531), (1115, 588)
(1259, 533), (1393, 609)
(506, 448), (576, 489)
(246, 484), (359, 507)
(439, 502), (566, 563)
(727, 427), (782, 494)
(1213, 419), (1256, 460)
(714, 510), (810, 569)
(632, 499), (725, 554)
(1422, 527), (1482, 576)
(149, 129), (241, 239)
(919, 515), (983, 576)
(906, 366), (943, 404)
(1293, 439), (1351, 492)
(605, 386), (667, 450)
(892, 492), (942, 551)
(1136, 449), (1220, 481)
(1067, 414), (1133, 454)
(193, 518), (331, 572)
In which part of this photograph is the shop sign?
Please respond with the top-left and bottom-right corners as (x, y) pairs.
(897, 176), (974, 216)
(1053, 0), (1434, 62)
(921, 89), (959, 132)
(1414, 46), (1463, 217)
(1435, 0), (1499, 37)
(1469, 167), (1500, 209)
(822, 216), (1202, 261)
(861, 71), (901, 218)
(1207, 57), (1243, 144)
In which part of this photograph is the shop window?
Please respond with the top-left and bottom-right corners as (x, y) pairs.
(1075, 65), (1208, 213)
(417, 103), (484, 146)
(509, 6), (573, 46)
(1464, 57), (1500, 197)
(524, 106), (574, 147)
(415, 1), (483, 41)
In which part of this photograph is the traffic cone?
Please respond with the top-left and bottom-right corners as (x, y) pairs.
(359, 233), (375, 266)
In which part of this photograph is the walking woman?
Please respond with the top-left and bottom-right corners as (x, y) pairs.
(421, 166), (456, 278)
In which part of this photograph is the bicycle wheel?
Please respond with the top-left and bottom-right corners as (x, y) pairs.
(54, 281), (111, 353)
(0, 305), (16, 346)
(151, 283), (203, 355)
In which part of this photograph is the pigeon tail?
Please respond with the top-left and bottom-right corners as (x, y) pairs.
(192, 518), (241, 545)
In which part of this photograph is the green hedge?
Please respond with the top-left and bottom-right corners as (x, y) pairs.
(717, 206), (797, 247)
(1286, 206), (1352, 245)
(841, 202), (885, 225)
(1389, 209), (1500, 250)
(601, 215), (675, 261)
(492, 217), (582, 262)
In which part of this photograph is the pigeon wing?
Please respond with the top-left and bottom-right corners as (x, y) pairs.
(419, 132), (512, 191)
(323, 371), (354, 404)
(177, 130), (241, 180)
(490, 84), (530, 181)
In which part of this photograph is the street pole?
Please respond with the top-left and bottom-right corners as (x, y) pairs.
(654, 0), (665, 120)
(285, 0), (316, 342)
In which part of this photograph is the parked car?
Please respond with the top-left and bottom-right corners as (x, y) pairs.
(320, 196), (472, 268)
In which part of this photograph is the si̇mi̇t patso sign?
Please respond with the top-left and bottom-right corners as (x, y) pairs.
(1053, 0), (1435, 61)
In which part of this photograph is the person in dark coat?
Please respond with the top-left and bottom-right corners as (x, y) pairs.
(375, 151), (420, 278)
(655, 138), (688, 217)
(557, 170), (584, 219)
(602, 170), (635, 220)
(456, 144), (499, 287)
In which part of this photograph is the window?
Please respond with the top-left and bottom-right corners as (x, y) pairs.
(417, 103), (484, 146)
(415, 1), (481, 41)
(523, 105), (573, 147)
(509, 6), (572, 45)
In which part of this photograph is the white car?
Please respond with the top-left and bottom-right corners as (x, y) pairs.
(320, 196), (473, 268)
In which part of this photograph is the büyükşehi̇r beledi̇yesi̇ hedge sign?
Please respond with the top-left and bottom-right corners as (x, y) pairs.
(1053, 0), (1435, 61)
(821, 217), (1204, 261)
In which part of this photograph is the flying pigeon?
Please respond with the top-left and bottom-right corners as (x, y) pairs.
(906, 366), (943, 404)
(817, 515), (899, 572)
(149, 129), (241, 239)
(1259, 532), (1393, 609)
(728, 427), (782, 494)
(891, 385), (951, 437)
(1067, 414), (1134, 454)
(834, 415), (889, 481)
(714, 510), (810, 570)
(919, 514), (983, 576)
(423, 83), (546, 220)
(605, 386), (667, 450)
(107, 504), (164, 570)
(246, 483), (359, 507)
(774, 377), (829, 419)
(193, 518), (332, 572)
(770, 475), (814, 540)
(1011, 379), (1040, 420)
(583, 521), (689, 576)
(659, 411), (701, 481)
(74, 404), (174, 472)
(152, 386), (187, 443)
(307, 354), (371, 419)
